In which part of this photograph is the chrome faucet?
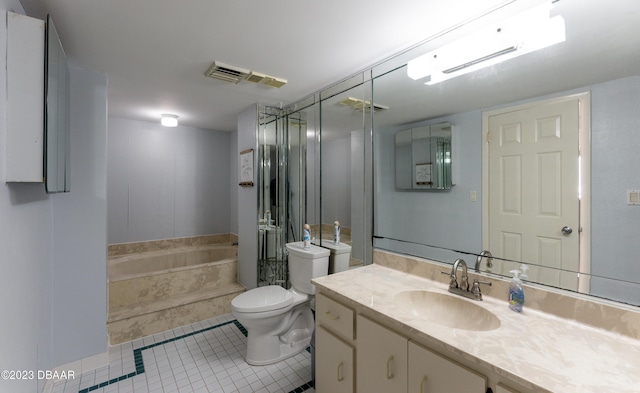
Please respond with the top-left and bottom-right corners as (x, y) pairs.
(453, 258), (469, 291)
(441, 258), (492, 301)
(475, 250), (493, 272)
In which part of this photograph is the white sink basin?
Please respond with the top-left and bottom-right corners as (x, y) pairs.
(393, 290), (501, 331)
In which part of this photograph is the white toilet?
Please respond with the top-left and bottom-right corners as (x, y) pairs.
(313, 239), (352, 273)
(231, 241), (329, 365)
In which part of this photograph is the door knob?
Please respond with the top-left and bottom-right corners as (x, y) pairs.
(561, 226), (573, 235)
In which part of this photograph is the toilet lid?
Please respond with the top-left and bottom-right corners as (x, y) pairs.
(231, 285), (293, 313)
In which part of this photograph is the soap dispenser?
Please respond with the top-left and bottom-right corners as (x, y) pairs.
(508, 270), (525, 313)
(520, 264), (529, 281)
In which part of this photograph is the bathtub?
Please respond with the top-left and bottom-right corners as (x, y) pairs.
(107, 241), (244, 344)
(108, 244), (238, 280)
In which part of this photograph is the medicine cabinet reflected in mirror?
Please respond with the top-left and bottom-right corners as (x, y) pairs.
(395, 122), (452, 190)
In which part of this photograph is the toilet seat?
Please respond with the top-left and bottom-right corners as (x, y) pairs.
(231, 285), (293, 313)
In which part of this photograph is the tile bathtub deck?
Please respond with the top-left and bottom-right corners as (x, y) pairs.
(51, 314), (315, 393)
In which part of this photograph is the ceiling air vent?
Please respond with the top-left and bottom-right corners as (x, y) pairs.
(339, 97), (389, 112)
(205, 61), (250, 84)
(246, 71), (287, 88)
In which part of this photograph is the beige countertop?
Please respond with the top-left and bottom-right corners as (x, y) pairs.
(312, 263), (640, 392)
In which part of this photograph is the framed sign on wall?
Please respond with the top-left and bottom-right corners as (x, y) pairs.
(239, 148), (254, 187)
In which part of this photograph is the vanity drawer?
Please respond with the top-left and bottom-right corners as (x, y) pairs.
(317, 293), (354, 340)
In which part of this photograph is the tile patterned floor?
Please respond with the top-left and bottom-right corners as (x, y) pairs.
(51, 314), (315, 393)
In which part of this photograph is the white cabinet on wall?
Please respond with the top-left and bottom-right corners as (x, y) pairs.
(6, 12), (45, 183)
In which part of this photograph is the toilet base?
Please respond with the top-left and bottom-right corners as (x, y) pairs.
(242, 304), (315, 366)
(246, 331), (311, 366)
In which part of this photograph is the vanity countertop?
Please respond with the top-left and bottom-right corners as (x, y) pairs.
(312, 264), (640, 392)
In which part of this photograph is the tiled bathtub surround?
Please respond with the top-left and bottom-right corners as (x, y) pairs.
(108, 234), (238, 257)
(51, 315), (314, 393)
(312, 249), (640, 392)
(107, 236), (244, 344)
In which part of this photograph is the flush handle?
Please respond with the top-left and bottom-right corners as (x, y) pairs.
(561, 226), (573, 235)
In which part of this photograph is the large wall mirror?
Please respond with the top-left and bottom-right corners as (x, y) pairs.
(317, 79), (373, 268)
(372, 0), (640, 306)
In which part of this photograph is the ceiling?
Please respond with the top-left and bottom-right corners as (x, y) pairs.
(310, 0), (640, 140)
(20, 0), (530, 132)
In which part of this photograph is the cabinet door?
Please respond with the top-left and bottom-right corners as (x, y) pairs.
(496, 383), (520, 393)
(408, 341), (486, 393)
(356, 315), (408, 393)
(316, 326), (354, 393)
(317, 293), (355, 340)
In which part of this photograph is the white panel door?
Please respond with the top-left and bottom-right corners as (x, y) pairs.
(487, 97), (580, 290)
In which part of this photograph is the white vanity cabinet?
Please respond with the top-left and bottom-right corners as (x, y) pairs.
(316, 293), (355, 393)
(315, 290), (516, 393)
(315, 326), (354, 393)
(408, 341), (486, 392)
(496, 384), (521, 393)
(357, 314), (486, 393)
(356, 315), (408, 393)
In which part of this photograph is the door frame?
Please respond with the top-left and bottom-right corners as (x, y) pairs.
(481, 92), (591, 291)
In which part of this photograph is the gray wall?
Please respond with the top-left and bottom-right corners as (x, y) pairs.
(0, 3), (108, 389)
(374, 110), (483, 259)
(52, 66), (108, 366)
(107, 118), (231, 244)
(230, 130), (238, 235)
(350, 130), (365, 261)
(590, 76), (640, 302)
(0, 7), (52, 390)
(322, 136), (351, 228)
(237, 105), (258, 289)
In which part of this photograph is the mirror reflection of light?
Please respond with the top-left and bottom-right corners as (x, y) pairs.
(578, 155), (582, 200)
(407, 2), (565, 85)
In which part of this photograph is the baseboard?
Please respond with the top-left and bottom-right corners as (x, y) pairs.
(41, 351), (109, 393)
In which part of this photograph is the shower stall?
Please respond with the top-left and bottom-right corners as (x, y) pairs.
(257, 106), (309, 287)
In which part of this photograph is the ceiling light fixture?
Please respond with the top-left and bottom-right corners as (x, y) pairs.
(161, 114), (179, 127)
(407, 2), (565, 85)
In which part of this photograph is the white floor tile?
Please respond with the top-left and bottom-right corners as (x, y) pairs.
(53, 315), (314, 393)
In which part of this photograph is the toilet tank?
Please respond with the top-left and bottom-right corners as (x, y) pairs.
(286, 241), (330, 295)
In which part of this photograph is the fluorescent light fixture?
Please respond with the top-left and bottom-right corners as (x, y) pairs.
(161, 114), (179, 127)
(407, 2), (565, 85)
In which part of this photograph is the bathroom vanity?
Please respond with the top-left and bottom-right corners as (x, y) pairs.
(312, 250), (640, 393)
